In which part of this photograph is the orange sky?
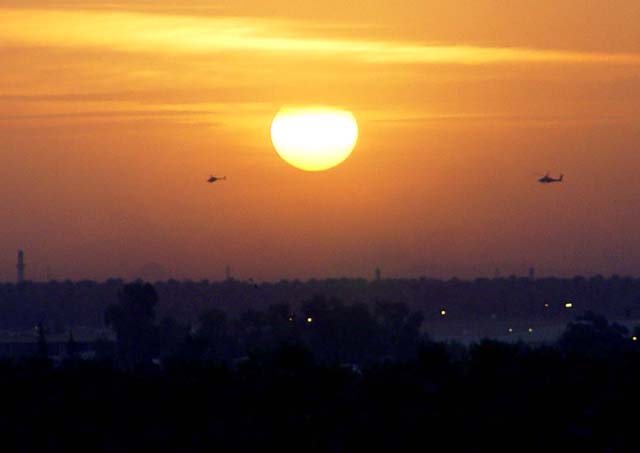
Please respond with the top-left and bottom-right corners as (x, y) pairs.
(1, 1), (640, 281)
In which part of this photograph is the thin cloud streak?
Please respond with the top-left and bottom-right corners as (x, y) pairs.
(2, 8), (640, 66)
(368, 113), (633, 124)
(0, 110), (211, 121)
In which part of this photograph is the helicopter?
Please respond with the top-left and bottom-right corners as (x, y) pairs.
(207, 175), (227, 183)
(538, 173), (563, 184)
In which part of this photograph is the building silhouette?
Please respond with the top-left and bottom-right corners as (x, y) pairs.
(17, 250), (25, 284)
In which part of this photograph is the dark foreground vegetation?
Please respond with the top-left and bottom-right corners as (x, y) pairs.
(3, 282), (640, 451)
(4, 333), (640, 451)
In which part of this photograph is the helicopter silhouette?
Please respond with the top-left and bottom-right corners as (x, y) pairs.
(207, 175), (227, 183)
(537, 172), (563, 184)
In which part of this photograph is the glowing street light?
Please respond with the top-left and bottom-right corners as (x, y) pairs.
(440, 309), (447, 316)
(306, 317), (313, 324)
(564, 302), (573, 309)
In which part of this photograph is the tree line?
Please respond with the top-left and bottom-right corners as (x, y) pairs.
(2, 274), (640, 331)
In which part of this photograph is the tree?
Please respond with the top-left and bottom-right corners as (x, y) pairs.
(194, 308), (237, 362)
(374, 301), (425, 360)
(66, 330), (78, 361)
(557, 311), (629, 358)
(36, 322), (48, 359)
(105, 282), (159, 368)
(158, 317), (190, 359)
(300, 296), (383, 364)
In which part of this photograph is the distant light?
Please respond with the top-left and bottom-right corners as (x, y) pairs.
(633, 336), (638, 342)
(508, 328), (513, 333)
(440, 309), (446, 316)
(528, 328), (533, 333)
(564, 302), (573, 309)
(306, 317), (313, 323)
(544, 303), (549, 308)
(288, 316), (294, 322)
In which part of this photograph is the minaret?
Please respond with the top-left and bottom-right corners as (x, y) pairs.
(17, 250), (25, 284)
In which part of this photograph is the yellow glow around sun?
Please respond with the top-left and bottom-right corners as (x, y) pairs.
(271, 106), (358, 171)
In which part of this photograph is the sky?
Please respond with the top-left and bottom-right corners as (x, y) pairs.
(1, 0), (640, 281)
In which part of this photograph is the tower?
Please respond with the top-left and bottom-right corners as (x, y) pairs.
(374, 266), (381, 282)
(17, 250), (25, 284)
(528, 267), (536, 281)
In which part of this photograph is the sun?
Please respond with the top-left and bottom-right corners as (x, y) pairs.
(270, 106), (359, 172)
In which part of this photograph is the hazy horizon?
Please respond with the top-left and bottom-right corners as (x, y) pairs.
(4, 252), (639, 284)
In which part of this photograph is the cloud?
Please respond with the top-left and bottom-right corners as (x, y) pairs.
(0, 109), (209, 121)
(367, 112), (631, 125)
(0, 93), (134, 102)
(2, 8), (640, 66)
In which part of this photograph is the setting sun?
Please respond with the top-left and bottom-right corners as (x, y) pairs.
(270, 107), (359, 172)
(2, 0), (640, 280)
